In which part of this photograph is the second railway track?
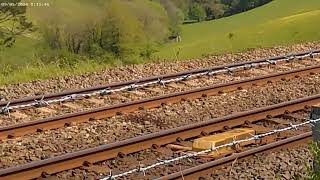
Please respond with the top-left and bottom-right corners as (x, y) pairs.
(0, 94), (318, 180)
(0, 50), (320, 180)
(156, 132), (312, 180)
(0, 65), (320, 140)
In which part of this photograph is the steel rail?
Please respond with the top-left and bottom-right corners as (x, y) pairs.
(0, 94), (319, 180)
(157, 132), (312, 180)
(0, 49), (319, 109)
(1, 65), (320, 140)
(105, 119), (317, 179)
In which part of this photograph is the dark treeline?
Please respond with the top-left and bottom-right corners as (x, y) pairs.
(167, 0), (272, 22)
(0, 0), (272, 68)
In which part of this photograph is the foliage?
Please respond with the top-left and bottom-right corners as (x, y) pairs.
(100, 0), (145, 57)
(308, 142), (320, 180)
(128, 0), (170, 42)
(170, 0), (190, 16)
(28, 0), (102, 56)
(0, 0), (319, 86)
(159, 0), (184, 36)
(29, 0), (170, 61)
(0, 0), (274, 67)
(189, 3), (206, 22)
(169, 0), (272, 21)
(205, 1), (226, 19)
(0, 0), (33, 47)
(156, 0), (320, 59)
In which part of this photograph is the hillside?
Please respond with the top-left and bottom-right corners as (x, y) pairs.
(156, 0), (320, 59)
(1, 0), (319, 85)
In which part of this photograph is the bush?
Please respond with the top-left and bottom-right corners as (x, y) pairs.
(29, 0), (170, 63)
(88, 43), (105, 58)
(188, 3), (206, 22)
(308, 142), (320, 179)
(140, 43), (158, 59)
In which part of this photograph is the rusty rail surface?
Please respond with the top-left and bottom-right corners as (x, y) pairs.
(157, 132), (312, 180)
(0, 94), (319, 180)
(0, 49), (318, 108)
(1, 65), (320, 140)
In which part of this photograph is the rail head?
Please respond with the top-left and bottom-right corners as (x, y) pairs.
(156, 132), (312, 180)
(1, 64), (320, 133)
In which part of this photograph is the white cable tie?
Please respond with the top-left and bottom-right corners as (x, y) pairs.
(249, 133), (259, 140)
(309, 121), (315, 127)
(225, 67), (232, 73)
(251, 63), (259, 68)
(206, 69), (215, 76)
(210, 143), (215, 151)
(309, 119), (319, 126)
(0, 102), (11, 114)
(182, 74), (191, 80)
(66, 94), (78, 100)
(129, 83), (137, 90)
(266, 60), (276, 65)
(194, 72), (207, 78)
(290, 123), (298, 130)
(106, 170), (113, 180)
(157, 78), (165, 85)
(232, 137), (238, 146)
(136, 162), (146, 177)
(244, 64), (252, 69)
(34, 96), (48, 107)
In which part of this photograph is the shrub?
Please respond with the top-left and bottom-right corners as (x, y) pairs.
(308, 142), (320, 180)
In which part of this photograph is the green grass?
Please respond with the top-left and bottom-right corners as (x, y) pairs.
(0, 36), (110, 84)
(1, 0), (320, 85)
(155, 0), (320, 59)
(0, 60), (108, 85)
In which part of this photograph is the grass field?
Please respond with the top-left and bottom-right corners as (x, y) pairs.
(1, 0), (320, 85)
(155, 0), (320, 59)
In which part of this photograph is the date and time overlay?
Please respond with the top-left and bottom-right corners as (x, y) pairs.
(0, 1), (50, 7)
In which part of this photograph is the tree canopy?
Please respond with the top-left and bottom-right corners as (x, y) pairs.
(0, 0), (33, 47)
(1, 0), (272, 62)
(170, 0), (272, 22)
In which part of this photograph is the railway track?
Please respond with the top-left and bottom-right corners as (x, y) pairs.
(0, 94), (319, 180)
(0, 50), (320, 127)
(1, 65), (320, 140)
(156, 132), (312, 180)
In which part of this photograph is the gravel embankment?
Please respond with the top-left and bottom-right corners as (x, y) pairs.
(1, 58), (318, 127)
(52, 143), (312, 179)
(0, 42), (320, 100)
(1, 74), (319, 169)
(210, 146), (312, 180)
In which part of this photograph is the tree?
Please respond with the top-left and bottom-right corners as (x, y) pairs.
(0, 0), (33, 47)
(159, 0), (184, 36)
(100, 0), (145, 57)
(188, 3), (206, 22)
(170, 0), (191, 19)
(126, 0), (170, 43)
(31, 0), (104, 54)
(204, 1), (226, 19)
(31, 0), (170, 59)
